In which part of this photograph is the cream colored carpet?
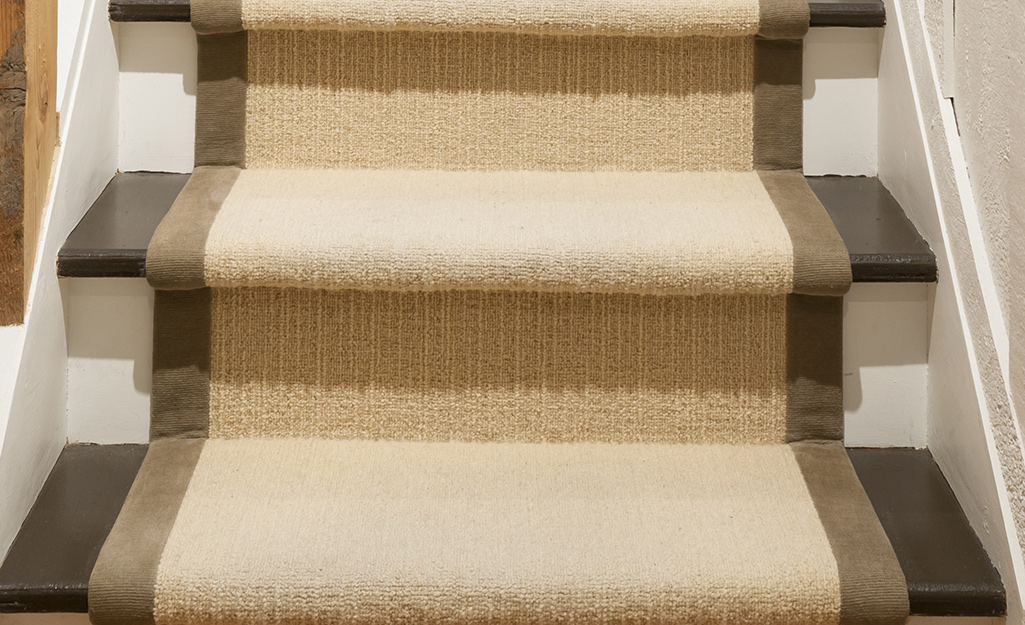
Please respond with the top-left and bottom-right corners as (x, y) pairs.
(202, 169), (791, 294)
(153, 439), (840, 625)
(88, 0), (910, 623)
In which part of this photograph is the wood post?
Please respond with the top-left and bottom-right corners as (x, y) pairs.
(0, 0), (57, 326)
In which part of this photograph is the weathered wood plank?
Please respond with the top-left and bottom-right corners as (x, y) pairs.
(0, 0), (25, 325)
(0, 0), (56, 326)
(22, 0), (58, 305)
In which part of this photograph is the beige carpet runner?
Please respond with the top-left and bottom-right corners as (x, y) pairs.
(90, 0), (909, 623)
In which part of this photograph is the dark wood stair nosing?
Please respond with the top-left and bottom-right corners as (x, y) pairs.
(57, 172), (938, 283)
(108, 0), (885, 27)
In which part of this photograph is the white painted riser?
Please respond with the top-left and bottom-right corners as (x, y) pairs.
(62, 279), (930, 447)
(116, 24), (882, 177)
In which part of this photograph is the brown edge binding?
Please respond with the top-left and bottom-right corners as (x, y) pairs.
(758, 0), (810, 39)
(762, 170), (852, 296)
(88, 439), (206, 625)
(190, 0), (242, 33)
(753, 37), (804, 171)
(785, 294), (844, 441)
(793, 441), (910, 625)
(194, 32), (247, 168)
(150, 289), (213, 439)
(146, 166), (239, 290)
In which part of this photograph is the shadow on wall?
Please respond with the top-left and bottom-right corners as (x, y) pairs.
(61, 278), (153, 444)
(116, 23), (197, 96)
(843, 282), (930, 447)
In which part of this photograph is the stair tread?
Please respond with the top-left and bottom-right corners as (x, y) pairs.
(58, 172), (936, 283)
(108, 0), (886, 28)
(152, 168), (839, 295)
(848, 448), (1007, 617)
(0, 443), (1004, 616)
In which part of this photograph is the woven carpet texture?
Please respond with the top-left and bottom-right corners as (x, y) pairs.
(207, 288), (788, 443)
(244, 31), (756, 171)
(153, 439), (841, 625)
(237, 0), (763, 36)
(87, 0), (911, 624)
(201, 169), (793, 294)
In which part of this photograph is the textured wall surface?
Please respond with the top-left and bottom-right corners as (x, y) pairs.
(951, 0), (1024, 326)
(949, 0), (1025, 452)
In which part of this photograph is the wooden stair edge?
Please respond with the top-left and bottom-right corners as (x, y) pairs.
(57, 172), (938, 283)
(108, 0), (886, 27)
(0, 444), (1004, 616)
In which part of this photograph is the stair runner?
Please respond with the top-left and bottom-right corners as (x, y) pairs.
(89, 1), (910, 624)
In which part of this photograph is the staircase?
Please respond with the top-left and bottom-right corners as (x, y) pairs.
(0, 0), (1010, 622)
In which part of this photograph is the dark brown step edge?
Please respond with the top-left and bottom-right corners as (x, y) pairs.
(57, 172), (937, 282)
(0, 444), (1004, 615)
(109, 0), (885, 27)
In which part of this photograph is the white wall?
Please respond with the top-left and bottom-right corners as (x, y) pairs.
(117, 24), (197, 173)
(844, 284), (929, 447)
(0, 0), (120, 559)
(116, 23), (882, 177)
(63, 279), (153, 444)
(949, 0), (1024, 329)
(877, 0), (1025, 620)
(803, 28), (881, 176)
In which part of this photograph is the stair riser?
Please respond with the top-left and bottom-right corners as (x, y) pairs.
(116, 24), (881, 177)
(61, 279), (928, 447)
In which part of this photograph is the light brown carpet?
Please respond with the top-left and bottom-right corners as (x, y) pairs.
(244, 30), (756, 171)
(88, 0), (910, 623)
(207, 288), (789, 444)
(238, 0), (762, 36)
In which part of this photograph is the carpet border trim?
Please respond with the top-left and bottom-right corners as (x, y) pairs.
(191, 0), (241, 33)
(758, 0), (810, 38)
(88, 439), (206, 625)
(753, 37), (803, 171)
(195, 33), (247, 167)
(785, 294), (845, 441)
(792, 441), (910, 625)
(761, 170), (852, 295)
(146, 166), (239, 290)
(150, 289), (212, 439)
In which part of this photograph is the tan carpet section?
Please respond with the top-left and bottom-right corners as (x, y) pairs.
(153, 438), (840, 625)
(202, 170), (793, 295)
(207, 289), (789, 444)
(244, 30), (755, 171)
(239, 0), (760, 36)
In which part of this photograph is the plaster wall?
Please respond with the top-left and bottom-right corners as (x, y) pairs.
(878, 0), (1025, 620)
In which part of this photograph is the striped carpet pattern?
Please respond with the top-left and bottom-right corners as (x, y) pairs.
(88, 0), (910, 623)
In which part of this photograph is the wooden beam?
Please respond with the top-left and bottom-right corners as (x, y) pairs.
(22, 0), (57, 305)
(0, 0), (56, 326)
(0, 0), (26, 325)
